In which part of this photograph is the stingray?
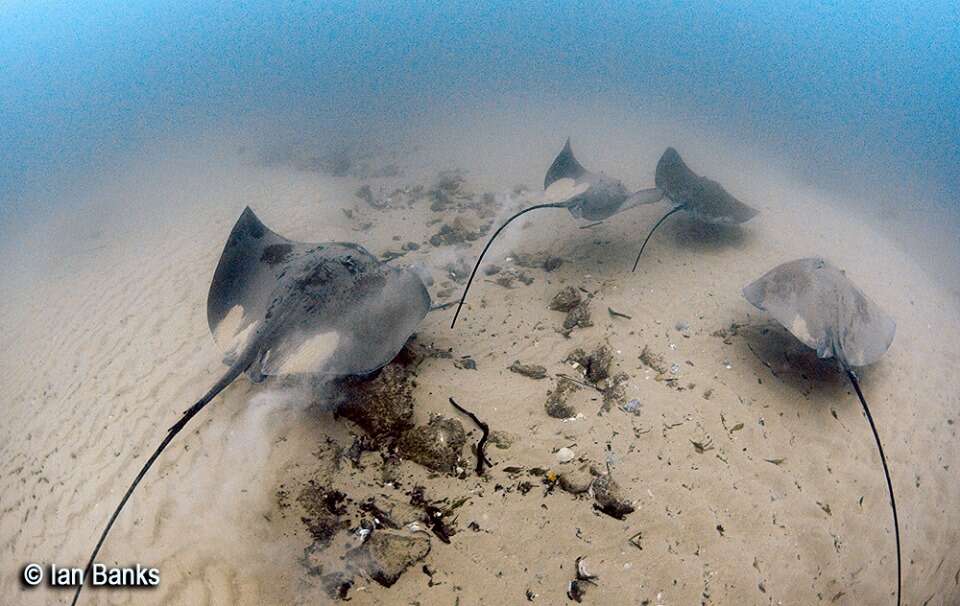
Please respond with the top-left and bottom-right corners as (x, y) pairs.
(743, 257), (900, 605)
(449, 138), (663, 327)
(71, 207), (432, 605)
(631, 147), (759, 272)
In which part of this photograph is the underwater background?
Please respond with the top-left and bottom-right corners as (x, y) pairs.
(2, 1), (957, 221)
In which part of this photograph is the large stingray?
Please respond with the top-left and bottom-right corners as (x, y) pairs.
(71, 207), (432, 605)
(631, 147), (759, 271)
(743, 257), (900, 605)
(449, 139), (663, 327)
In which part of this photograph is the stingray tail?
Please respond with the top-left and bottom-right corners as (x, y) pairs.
(846, 368), (901, 606)
(450, 202), (566, 328)
(70, 358), (251, 606)
(631, 205), (684, 272)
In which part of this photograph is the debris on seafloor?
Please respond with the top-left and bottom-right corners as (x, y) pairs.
(488, 268), (535, 288)
(545, 376), (582, 418)
(335, 362), (416, 439)
(566, 344), (613, 383)
(509, 360), (548, 380)
(555, 447), (576, 464)
(449, 397), (493, 475)
(558, 463), (596, 494)
(355, 184), (389, 209)
(549, 286), (582, 312)
(297, 482), (349, 545)
(429, 218), (490, 247)
(453, 356), (477, 370)
(397, 415), (466, 475)
(608, 307), (633, 320)
(639, 344), (670, 375)
(590, 471), (635, 519)
(565, 343), (630, 413)
(486, 430), (514, 452)
(562, 300), (593, 333)
(347, 529), (432, 587)
(409, 485), (458, 544)
(445, 258), (472, 283)
(567, 556), (599, 603)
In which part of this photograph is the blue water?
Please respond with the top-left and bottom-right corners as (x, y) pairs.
(2, 1), (958, 218)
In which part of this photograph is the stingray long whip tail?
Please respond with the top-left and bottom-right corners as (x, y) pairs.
(846, 368), (901, 606)
(449, 202), (566, 328)
(71, 359), (250, 606)
(631, 205), (684, 272)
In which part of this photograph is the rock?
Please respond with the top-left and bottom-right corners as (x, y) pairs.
(349, 530), (431, 587)
(397, 416), (466, 474)
(591, 473), (635, 519)
(563, 301), (593, 331)
(336, 364), (415, 439)
(487, 430), (514, 449)
(558, 464), (595, 494)
(402, 241), (420, 251)
(639, 345), (669, 375)
(483, 264), (502, 276)
(545, 376), (581, 418)
(297, 483), (348, 546)
(454, 357), (477, 370)
(543, 256), (564, 272)
(509, 360), (547, 380)
(601, 372), (630, 413)
(549, 286), (582, 312)
(555, 447), (576, 463)
(429, 218), (489, 247)
(566, 344), (613, 383)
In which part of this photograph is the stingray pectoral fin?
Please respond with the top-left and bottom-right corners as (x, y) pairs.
(71, 357), (251, 606)
(450, 202), (567, 329)
(544, 138), (588, 189)
(621, 188), (664, 211)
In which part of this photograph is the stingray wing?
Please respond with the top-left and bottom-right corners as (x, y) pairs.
(257, 250), (431, 377)
(655, 147), (758, 224)
(207, 207), (320, 362)
(544, 138), (589, 190)
(743, 258), (895, 367)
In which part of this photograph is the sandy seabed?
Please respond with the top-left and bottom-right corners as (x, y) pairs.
(2, 118), (959, 605)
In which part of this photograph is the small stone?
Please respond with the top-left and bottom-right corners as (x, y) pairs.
(558, 464), (595, 494)
(563, 301), (593, 330)
(623, 399), (642, 414)
(545, 377), (581, 418)
(543, 256), (564, 272)
(556, 447), (576, 464)
(348, 530), (431, 587)
(566, 344), (613, 383)
(402, 241), (420, 251)
(487, 430), (514, 449)
(397, 416), (466, 474)
(549, 286), (582, 312)
(591, 473), (634, 519)
(509, 360), (547, 380)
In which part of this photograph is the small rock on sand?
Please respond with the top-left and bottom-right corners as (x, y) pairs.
(397, 416), (466, 474)
(563, 301), (593, 331)
(591, 473), (635, 519)
(566, 344), (613, 383)
(549, 286), (582, 312)
(545, 376), (581, 418)
(509, 360), (547, 380)
(558, 464), (596, 494)
(336, 364), (415, 439)
(349, 530), (431, 587)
